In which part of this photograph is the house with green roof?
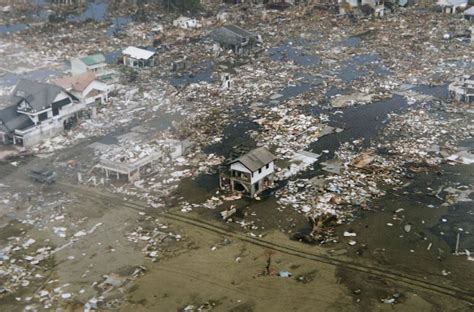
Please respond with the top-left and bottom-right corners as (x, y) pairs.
(71, 53), (108, 77)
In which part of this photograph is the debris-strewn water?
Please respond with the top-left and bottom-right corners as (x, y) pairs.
(338, 53), (391, 82)
(68, 0), (107, 22)
(339, 36), (362, 48)
(0, 23), (28, 34)
(309, 95), (408, 159)
(170, 61), (215, 87)
(106, 16), (132, 37)
(0, 67), (62, 87)
(268, 41), (321, 67)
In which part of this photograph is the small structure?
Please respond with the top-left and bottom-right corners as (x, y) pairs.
(54, 72), (110, 118)
(448, 75), (474, 103)
(221, 72), (233, 89)
(173, 16), (199, 29)
(210, 25), (260, 55)
(51, 0), (86, 5)
(0, 79), (82, 147)
(219, 147), (276, 198)
(464, 7), (474, 22)
(54, 72), (110, 105)
(71, 54), (108, 77)
(122, 46), (156, 69)
(96, 143), (164, 182)
(437, 0), (468, 14)
(339, 0), (386, 17)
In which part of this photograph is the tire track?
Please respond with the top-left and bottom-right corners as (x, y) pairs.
(58, 182), (474, 303)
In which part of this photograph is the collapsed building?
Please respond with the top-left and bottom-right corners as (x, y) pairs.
(449, 75), (474, 103)
(338, 0), (386, 17)
(0, 79), (83, 147)
(437, 0), (468, 14)
(210, 24), (261, 55)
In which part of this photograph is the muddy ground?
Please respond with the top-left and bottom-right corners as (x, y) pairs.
(0, 0), (473, 311)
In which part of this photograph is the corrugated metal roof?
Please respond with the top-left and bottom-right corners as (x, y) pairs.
(80, 54), (106, 66)
(122, 46), (155, 60)
(230, 147), (276, 172)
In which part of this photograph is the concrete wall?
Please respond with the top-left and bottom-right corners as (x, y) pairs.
(21, 119), (65, 147)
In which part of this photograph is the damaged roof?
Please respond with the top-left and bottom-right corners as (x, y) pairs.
(54, 72), (97, 92)
(11, 79), (69, 113)
(230, 147), (276, 172)
(464, 7), (474, 15)
(211, 25), (257, 46)
(0, 105), (34, 133)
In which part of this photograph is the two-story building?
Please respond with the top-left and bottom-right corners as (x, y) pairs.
(71, 54), (108, 77)
(0, 79), (83, 147)
(54, 72), (110, 118)
(220, 147), (276, 198)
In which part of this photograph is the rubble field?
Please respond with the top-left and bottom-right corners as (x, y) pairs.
(0, 0), (473, 311)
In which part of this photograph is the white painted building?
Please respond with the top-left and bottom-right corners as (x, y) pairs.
(449, 75), (474, 103)
(173, 16), (199, 29)
(437, 0), (468, 14)
(54, 72), (110, 118)
(71, 54), (108, 77)
(338, 0), (385, 16)
(0, 79), (84, 147)
(220, 147), (276, 197)
(122, 46), (156, 69)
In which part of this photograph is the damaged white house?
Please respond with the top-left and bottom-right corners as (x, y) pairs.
(0, 79), (84, 147)
(338, 0), (386, 17)
(173, 16), (199, 29)
(437, 0), (468, 14)
(71, 53), (108, 77)
(449, 75), (474, 103)
(220, 147), (276, 198)
(54, 72), (110, 118)
(122, 46), (156, 69)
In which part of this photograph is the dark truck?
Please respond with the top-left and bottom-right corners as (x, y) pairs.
(28, 168), (57, 184)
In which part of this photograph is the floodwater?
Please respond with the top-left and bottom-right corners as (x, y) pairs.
(169, 61), (215, 87)
(0, 0), (110, 34)
(67, 0), (107, 23)
(0, 67), (63, 87)
(339, 36), (362, 48)
(338, 53), (391, 82)
(309, 95), (408, 159)
(0, 23), (28, 34)
(268, 40), (321, 67)
(106, 16), (132, 37)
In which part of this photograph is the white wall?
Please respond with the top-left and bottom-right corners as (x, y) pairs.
(250, 162), (274, 184)
(230, 161), (274, 184)
(230, 162), (251, 174)
(71, 58), (87, 75)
